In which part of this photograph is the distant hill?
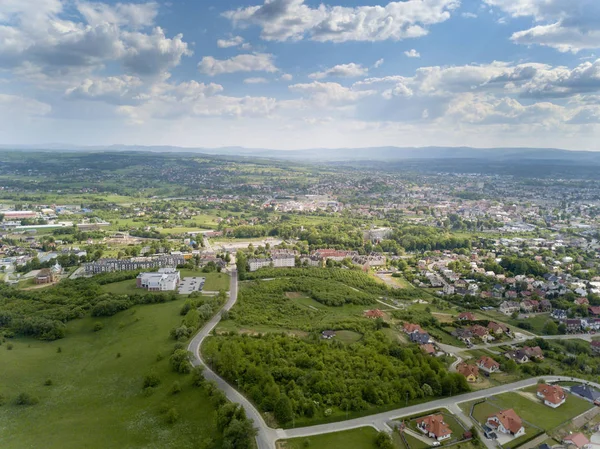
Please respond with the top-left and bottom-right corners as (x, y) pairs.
(1, 144), (600, 163)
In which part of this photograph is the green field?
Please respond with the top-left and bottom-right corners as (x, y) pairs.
(0, 300), (222, 449)
(280, 427), (386, 449)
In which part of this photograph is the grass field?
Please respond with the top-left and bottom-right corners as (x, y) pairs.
(279, 427), (385, 449)
(0, 300), (222, 449)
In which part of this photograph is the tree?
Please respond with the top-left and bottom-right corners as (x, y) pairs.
(274, 395), (293, 424)
(222, 418), (257, 449)
(375, 432), (394, 449)
(191, 365), (205, 387)
(170, 349), (192, 374)
(143, 372), (161, 388)
(543, 320), (558, 335)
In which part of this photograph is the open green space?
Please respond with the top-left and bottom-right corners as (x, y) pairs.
(279, 427), (388, 449)
(179, 270), (230, 291)
(0, 299), (222, 449)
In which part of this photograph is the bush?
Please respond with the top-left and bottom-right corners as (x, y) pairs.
(6, 343), (13, 350)
(191, 366), (205, 387)
(375, 432), (394, 449)
(165, 407), (179, 424)
(170, 349), (192, 374)
(44, 379), (53, 386)
(93, 322), (104, 332)
(170, 381), (182, 395)
(143, 372), (161, 389)
(14, 392), (39, 406)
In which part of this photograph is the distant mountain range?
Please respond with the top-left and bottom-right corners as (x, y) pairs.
(2, 144), (600, 163)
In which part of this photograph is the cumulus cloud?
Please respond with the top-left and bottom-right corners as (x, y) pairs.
(404, 49), (421, 58)
(223, 0), (460, 43)
(0, 0), (191, 77)
(280, 73), (293, 81)
(77, 1), (159, 29)
(65, 75), (144, 104)
(198, 53), (278, 76)
(484, 0), (600, 53)
(461, 12), (477, 18)
(309, 63), (368, 80)
(289, 81), (376, 107)
(217, 35), (245, 48)
(374, 59), (385, 68)
(0, 93), (52, 116)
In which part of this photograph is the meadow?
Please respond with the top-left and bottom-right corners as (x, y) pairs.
(0, 299), (223, 449)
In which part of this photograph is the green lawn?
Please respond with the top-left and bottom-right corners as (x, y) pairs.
(491, 391), (593, 432)
(335, 330), (363, 344)
(0, 300), (222, 449)
(280, 427), (385, 449)
(401, 409), (466, 446)
(101, 278), (161, 295)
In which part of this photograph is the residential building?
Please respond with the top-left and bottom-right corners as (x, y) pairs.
(486, 409), (525, 437)
(84, 255), (184, 274)
(536, 384), (566, 408)
(410, 331), (431, 345)
(136, 269), (180, 291)
(499, 301), (520, 315)
(364, 309), (384, 319)
(456, 363), (479, 382)
(570, 385), (600, 403)
(478, 356), (501, 374)
(488, 321), (509, 335)
(458, 312), (476, 321)
(505, 349), (529, 364)
(470, 324), (491, 341)
(248, 258), (272, 272)
(563, 433), (590, 449)
(35, 268), (55, 284)
(321, 330), (336, 340)
(416, 414), (453, 441)
(403, 323), (424, 334)
(523, 346), (544, 360)
(421, 343), (436, 355)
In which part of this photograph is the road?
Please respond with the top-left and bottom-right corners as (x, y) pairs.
(188, 276), (600, 449)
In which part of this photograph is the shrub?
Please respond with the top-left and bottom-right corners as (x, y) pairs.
(93, 322), (104, 332)
(143, 372), (161, 389)
(191, 366), (205, 387)
(6, 343), (13, 350)
(170, 381), (182, 395)
(165, 407), (179, 424)
(44, 379), (53, 386)
(14, 392), (39, 406)
(170, 349), (192, 374)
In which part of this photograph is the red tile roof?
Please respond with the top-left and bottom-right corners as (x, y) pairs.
(488, 409), (523, 434)
(416, 414), (452, 439)
(537, 384), (566, 405)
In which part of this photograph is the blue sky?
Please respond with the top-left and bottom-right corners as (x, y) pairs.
(0, 0), (599, 150)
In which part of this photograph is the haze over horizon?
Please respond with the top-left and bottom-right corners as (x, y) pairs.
(1, 0), (600, 151)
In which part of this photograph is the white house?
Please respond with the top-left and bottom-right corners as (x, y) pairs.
(137, 269), (180, 291)
(487, 409), (525, 437)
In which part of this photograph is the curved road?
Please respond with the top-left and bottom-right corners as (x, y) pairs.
(188, 272), (600, 449)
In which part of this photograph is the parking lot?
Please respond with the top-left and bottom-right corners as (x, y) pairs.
(178, 276), (206, 294)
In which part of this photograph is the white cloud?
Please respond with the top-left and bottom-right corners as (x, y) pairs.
(374, 59), (385, 68)
(65, 75), (144, 104)
(223, 0), (460, 43)
(309, 63), (368, 80)
(404, 49), (421, 58)
(77, 1), (159, 29)
(0, 1), (191, 77)
(289, 81), (377, 107)
(244, 77), (269, 84)
(484, 0), (600, 53)
(217, 35), (245, 48)
(280, 73), (293, 81)
(461, 12), (477, 18)
(198, 53), (278, 76)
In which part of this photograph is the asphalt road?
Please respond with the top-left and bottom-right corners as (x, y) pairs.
(188, 275), (600, 449)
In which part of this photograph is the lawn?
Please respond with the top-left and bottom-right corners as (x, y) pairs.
(0, 299), (222, 449)
(491, 390), (593, 432)
(401, 409), (467, 447)
(101, 278), (162, 295)
(335, 330), (363, 344)
(279, 427), (386, 449)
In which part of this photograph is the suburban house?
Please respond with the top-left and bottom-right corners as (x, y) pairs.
(540, 299), (553, 312)
(35, 268), (56, 284)
(452, 328), (473, 343)
(416, 414), (453, 441)
(469, 325), (492, 341)
(505, 349), (529, 364)
(589, 306), (600, 317)
(488, 321), (509, 335)
(499, 301), (520, 315)
(486, 409), (525, 437)
(537, 384), (566, 408)
(523, 346), (544, 360)
(563, 433), (590, 449)
(566, 319), (583, 332)
(570, 385), (600, 404)
(403, 323), (424, 334)
(410, 330), (431, 344)
(136, 269), (180, 291)
(456, 363), (479, 382)
(421, 343), (436, 355)
(364, 309), (384, 319)
(458, 312), (476, 321)
(574, 297), (589, 306)
(478, 356), (501, 374)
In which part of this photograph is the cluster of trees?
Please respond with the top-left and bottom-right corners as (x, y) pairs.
(16, 254), (83, 273)
(0, 273), (181, 340)
(203, 333), (469, 425)
(521, 338), (600, 378)
(389, 226), (472, 252)
(170, 293), (225, 341)
(498, 256), (548, 277)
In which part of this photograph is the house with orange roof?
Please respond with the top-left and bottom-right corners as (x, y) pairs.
(477, 356), (501, 374)
(403, 322), (424, 334)
(456, 363), (479, 382)
(486, 409), (525, 437)
(563, 433), (590, 449)
(537, 384), (566, 408)
(364, 309), (384, 319)
(458, 312), (476, 321)
(416, 414), (453, 441)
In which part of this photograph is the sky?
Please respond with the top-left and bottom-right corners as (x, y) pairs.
(1, 0), (600, 150)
